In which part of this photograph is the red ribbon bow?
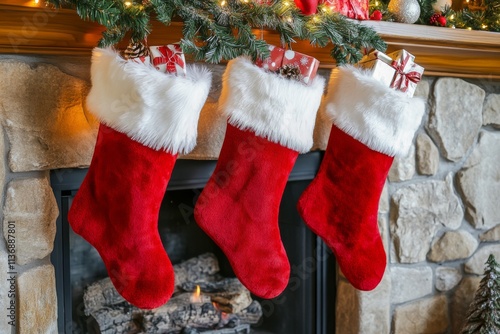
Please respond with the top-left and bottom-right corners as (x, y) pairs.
(390, 54), (422, 93)
(152, 45), (185, 73)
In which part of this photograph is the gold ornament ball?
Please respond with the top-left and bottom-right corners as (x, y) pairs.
(388, 0), (421, 24)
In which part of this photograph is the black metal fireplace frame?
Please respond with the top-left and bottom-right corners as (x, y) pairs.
(50, 152), (335, 334)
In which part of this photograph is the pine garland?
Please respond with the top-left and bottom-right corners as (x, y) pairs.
(452, 0), (500, 32)
(45, 0), (386, 65)
(369, 0), (500, 32)
(461, 254), (500, 334)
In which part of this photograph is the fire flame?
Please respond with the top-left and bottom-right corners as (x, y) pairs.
(190, 285), (202, 303)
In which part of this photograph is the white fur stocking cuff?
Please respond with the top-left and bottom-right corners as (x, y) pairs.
(325, 66), (425, 157)
(219, 57), (326, 153)
(86, 47), (212, 155)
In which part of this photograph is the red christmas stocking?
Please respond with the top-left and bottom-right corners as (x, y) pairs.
(297, 66), (424, 290)
(194, 57), (325, 298)
(69, 48), (211, 309)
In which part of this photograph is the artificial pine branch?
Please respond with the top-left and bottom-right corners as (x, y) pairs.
(451, 0), (500, 32)
(461, 254), (500, 334)
(45, 0), (386, 64)
(416, 0), (437, 24)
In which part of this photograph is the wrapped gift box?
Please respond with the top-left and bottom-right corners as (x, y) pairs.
(254, 45), (285, 72)
(255, 45), (320, 85)
(149, 44), (187, 76)
(387, 49), (424, 97)
(356, 50), (396, 87)
(320, 0), (369, 20)
(356, 49), (424, 97)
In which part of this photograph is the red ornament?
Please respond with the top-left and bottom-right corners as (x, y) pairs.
(437, 15), (447, 26)
(369, 9), (383, 20)
(294, 0), (320, 15)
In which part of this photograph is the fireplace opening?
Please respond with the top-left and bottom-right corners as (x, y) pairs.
(50, 152), (335, 334)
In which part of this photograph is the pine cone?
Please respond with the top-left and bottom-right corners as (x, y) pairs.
(277, 64), (303, 81)
(122, 41), (150, 60)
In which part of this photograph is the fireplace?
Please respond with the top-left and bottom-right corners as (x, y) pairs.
(50, 152), (337, 334)
(1, 7), (500, 329)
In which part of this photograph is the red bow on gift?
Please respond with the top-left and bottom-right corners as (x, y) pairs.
(153, 45), (185, 73)
(390, 54), (422, 93)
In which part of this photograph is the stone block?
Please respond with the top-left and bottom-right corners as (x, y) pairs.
(2, 175), (59, 265)
(391, 266), (433, 304)
(0, 126), (4, 206)
(378, 215), (389, 259)
(388, 144), (415, 182)
(428, 230), (478, 263)
(391, 173), (463, 263)
(0, 246), (12, 333)
(393, 295), (449, 334)
(18, 264), (58, 334)
(336, 273), (391, 334)
(379, 182), (389, 214)
(480, 225), (500, 242)
(483, 93), (500, 127)
(0, 61), (97, 172)
(414, 78), (430, 99)
(435, 267), (462, 292)
(182, 101), (225, 160)
(416, 132), (439, 175)
(450, 276), (481, 333)
(457, 131), (500, 229)
(465, 244), (500, 274)
(427, 78), (485, 161)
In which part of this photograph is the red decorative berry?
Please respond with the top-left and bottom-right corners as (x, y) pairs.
(437, 15), (447, 26)
(370, 10), (383, 21)
(429, 13), (446, 26)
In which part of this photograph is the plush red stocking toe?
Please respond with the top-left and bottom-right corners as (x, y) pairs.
(69, 48), (211, 309)
(298, 66), (424, 291)
(195, 57), (325, 299)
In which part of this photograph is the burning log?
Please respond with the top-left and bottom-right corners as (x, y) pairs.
(174, 253), (220, 290)
(83, 253), (263, 334)
(182, 324), (251, 334)
(84, 253), (221, 314)
(182, 278), (252, 313)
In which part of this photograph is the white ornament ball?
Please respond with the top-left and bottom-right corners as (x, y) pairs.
(388, 0), (421, 24)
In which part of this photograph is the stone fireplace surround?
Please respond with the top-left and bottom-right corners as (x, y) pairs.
(0, 8), (500, 332)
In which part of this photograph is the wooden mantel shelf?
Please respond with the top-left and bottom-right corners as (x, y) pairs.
(0, 3), (499, 78)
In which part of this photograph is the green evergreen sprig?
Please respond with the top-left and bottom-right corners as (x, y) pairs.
(46, 0), (387, 65)
(416, 0), (437, 24)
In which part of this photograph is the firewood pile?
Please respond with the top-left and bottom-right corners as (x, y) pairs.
(83, 253), (263, 334)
